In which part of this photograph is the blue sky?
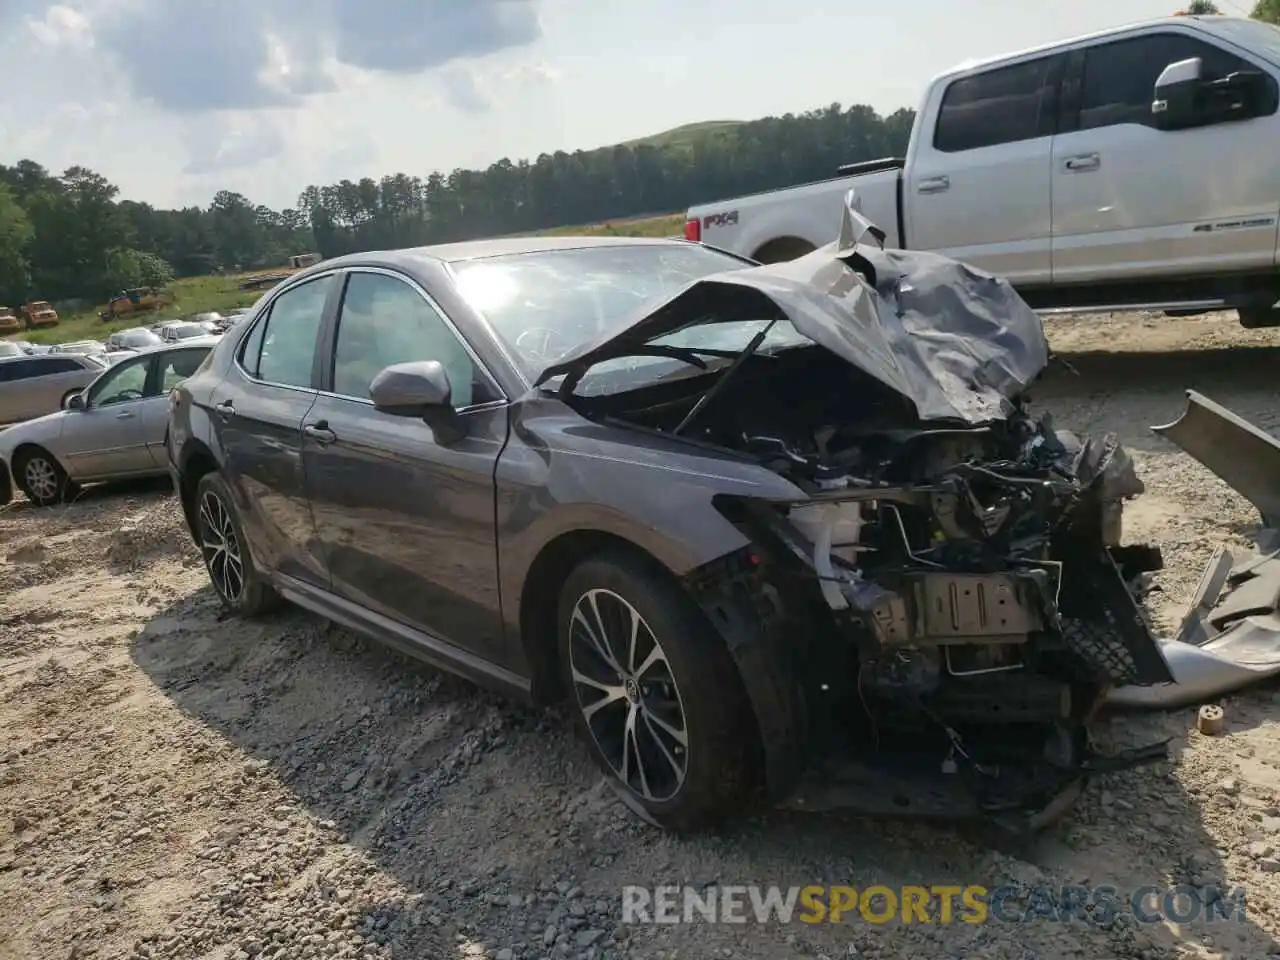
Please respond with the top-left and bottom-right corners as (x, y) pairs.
(0, 0), (1231, 210)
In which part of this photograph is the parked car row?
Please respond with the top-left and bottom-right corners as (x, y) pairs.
(0, 337), (219, 500)
(0, 323), (224, 429)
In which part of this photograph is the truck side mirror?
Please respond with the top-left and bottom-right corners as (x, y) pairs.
(1152, 57), (1203, 130)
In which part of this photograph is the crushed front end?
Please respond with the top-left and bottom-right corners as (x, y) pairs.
(689, 405), (1174, 832)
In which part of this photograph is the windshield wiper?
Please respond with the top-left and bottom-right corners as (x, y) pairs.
(672, 316), (779, 436)
(556, 344), (740, 398)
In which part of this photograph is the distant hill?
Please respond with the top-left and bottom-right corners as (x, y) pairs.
(621, 121), (745, 151)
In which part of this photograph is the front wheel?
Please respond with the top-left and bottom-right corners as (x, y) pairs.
(557, 550), (761, 830)
(194, 471), (280, 616)
(13, 447), (78, 506)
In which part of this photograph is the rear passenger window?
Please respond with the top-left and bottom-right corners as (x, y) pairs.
(0, 360), (28, 382)
(245, 275), (333, 388)
(31, 358), (80, 375)
(933, 56), (1057, 152)
(1076, 34), (1273, 131)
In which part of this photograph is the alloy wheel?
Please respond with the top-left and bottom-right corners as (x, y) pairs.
(568, 588), (689, 802)
(198, 489), (244, 603)
(23, 456), (59, 503)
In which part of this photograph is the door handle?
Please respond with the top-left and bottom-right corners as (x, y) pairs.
(303, 421), (336, 444)
(115, 411), (135, 420)
(214, 399), (234, 422)
(1063, 153), (1100, 171)
(917, 175), (950, 194)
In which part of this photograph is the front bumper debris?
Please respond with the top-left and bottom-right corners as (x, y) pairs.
(1108, 391), (1280, 710)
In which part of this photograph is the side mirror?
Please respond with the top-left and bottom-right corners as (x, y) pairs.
(1152, 57), (1203, 130)
(66, 392), (85, 410)
(369, 360), (468, 444)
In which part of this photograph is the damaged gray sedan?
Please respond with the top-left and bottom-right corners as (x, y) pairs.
(167, 204), (1173, 835)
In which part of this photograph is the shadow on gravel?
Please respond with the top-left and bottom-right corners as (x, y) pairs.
(130, 586), (1280, 958)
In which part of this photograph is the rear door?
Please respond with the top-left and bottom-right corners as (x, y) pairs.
(209, 273), (337, 587)
(1051, 29), (1280, 283)
(905, 52), (1064, 284)
(301, 267), (511, 664)
(0, 359), (36, 423)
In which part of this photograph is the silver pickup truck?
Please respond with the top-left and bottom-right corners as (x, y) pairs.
(685, 14), (1280, 327)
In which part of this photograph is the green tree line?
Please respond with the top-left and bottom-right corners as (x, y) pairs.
(0, 102), (913, 306)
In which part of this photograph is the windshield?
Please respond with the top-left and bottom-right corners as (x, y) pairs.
(450, 243), (753, 380)
(171, 324), (204, 338)
(1207, 17), (1280, 65)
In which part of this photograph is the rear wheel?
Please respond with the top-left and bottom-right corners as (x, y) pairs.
(557, 550), (760, 830)
(13, 447), (78, 506)
(194, 471), (280, 616)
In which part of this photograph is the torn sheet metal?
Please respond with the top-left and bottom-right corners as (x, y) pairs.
(1109, 392), (1280, 708)
(1151, 390), (1280, 529)
(536, 191), (1050, 425)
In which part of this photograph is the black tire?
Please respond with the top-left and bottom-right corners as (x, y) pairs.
(1238, 305), (1280, 329)
(194, 471), (280, 616)
(13, 446), (78, 506)
(556, 549), (760, 830)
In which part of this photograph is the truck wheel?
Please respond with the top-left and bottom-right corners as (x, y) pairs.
(751, 237), (816, 264)
(1238, 306), (1280, 329)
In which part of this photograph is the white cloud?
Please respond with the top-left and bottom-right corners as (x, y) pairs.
(24, 4), (92, 48)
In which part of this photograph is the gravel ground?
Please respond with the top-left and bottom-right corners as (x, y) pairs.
(3, 310), (1280, 960)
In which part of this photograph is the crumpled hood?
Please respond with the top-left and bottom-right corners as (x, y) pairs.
(535, 193), (1051, 425)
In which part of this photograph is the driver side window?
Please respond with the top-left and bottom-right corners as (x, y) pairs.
(331, 271), (501, 408)
(89, 357), (149, 407)
(1076, 34), (1271, 131)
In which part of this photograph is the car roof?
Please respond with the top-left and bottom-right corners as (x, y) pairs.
(317, 234), (690, 270)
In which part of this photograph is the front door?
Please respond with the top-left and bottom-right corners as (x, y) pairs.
(1051, 30), (1280, 283)
(302, 268), (511, 665)
(210, 273), (337, 587)
(905, 52), (1062, 285)
(62, 354), (153, 478)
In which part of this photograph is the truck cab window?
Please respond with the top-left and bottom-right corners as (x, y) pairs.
(933, 56), (1056, 152)
(1077, 33), (1271, 130)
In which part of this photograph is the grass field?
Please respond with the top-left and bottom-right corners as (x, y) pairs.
(6, 212), (686, 346)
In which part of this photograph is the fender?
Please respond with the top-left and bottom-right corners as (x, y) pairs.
(683, 549), (808, 802)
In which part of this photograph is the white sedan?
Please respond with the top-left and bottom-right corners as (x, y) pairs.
(0, 338), (218, 506)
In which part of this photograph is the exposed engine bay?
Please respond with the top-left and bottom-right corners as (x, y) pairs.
(537, 194), (1176, 829)
(563, 340), (1174, 829)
